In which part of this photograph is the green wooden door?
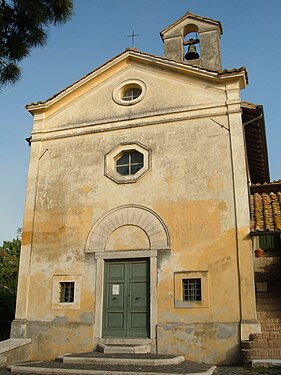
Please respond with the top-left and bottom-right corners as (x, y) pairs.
(103, 259), (150, 338)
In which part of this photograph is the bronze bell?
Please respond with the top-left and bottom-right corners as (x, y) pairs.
(185, 44), (199, 60)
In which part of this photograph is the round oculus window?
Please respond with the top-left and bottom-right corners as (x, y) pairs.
(121, 87), (142, 102)
(113, 79), (147, 106)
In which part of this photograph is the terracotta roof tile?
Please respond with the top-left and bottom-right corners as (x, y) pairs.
(251, 185), (281, 233)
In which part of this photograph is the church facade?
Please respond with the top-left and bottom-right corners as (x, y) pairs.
(11, 13), (266, 364)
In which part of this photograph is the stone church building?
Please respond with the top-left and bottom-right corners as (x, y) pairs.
(8, 12), (280, 365)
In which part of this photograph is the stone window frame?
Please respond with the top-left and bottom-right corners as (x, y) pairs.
(52, 275), (81, 310)
(112, 79), (147, 106)
(105, 142), (151, 184)
(174, 271), (209, 308)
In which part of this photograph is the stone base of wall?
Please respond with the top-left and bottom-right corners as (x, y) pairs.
(11, 319), (94, 361)
(10, 320), (243, 364)
(157, 322), (241, 365)
(0, 338), (31, 366)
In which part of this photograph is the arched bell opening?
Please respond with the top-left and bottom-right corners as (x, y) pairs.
(183, 24), (200, 62)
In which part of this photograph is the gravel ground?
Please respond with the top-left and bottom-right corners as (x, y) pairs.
(1, 360), (281, 375)
(2, 364), (281, 375)
(5, 360), (210, 373)
(214, 366), (281, 375)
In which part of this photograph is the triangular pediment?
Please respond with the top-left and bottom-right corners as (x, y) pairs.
(26, 48), (245, 118)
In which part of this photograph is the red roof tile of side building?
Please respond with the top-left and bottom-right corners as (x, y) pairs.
(250, 181), (281, 233)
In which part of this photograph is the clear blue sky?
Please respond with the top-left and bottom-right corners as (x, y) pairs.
(1, 0), (281, 243)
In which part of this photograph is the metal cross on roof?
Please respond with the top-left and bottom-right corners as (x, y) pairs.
(128, 30), (139, 48)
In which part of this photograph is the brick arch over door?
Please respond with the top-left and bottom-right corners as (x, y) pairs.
(85, 204), (170, 253)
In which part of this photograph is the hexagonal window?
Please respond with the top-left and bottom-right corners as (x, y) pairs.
(105, 143), (151, 184)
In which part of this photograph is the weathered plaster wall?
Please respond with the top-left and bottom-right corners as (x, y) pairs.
(157, 323), (240, 365)
(42, 64), (227, 130)
(14, 61), (255, 364)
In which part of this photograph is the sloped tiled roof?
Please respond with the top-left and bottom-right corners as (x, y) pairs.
(242, 103), (269, 184)
(250, 181), (281, 233)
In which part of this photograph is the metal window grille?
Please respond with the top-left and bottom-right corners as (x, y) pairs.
(182, 278), (201, 301)
(59, 282), (75, 303)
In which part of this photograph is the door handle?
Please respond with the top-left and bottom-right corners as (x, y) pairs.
(112, 297), (118, 300)
(135, 297), (141, 300)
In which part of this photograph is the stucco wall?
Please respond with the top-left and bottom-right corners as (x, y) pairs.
(14, 59), (256, 364)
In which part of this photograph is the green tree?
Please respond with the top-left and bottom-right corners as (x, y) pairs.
(0, 228), (21, 294)
(0, 229), (21, 327)
(0, 0), (73, 86)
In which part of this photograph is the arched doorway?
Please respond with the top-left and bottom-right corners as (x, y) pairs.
(85, 205), (170, 342)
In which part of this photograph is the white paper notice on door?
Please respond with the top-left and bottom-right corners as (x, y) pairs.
(112, 284), (120, 295)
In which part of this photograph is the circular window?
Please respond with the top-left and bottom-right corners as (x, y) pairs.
(113, 79), (147, 106)
(121, 87), (142, 102)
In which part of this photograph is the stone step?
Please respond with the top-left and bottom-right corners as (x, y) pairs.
(251, 359), (281, 367)
(256, 283), (281, 292)
(60, 353), (185, 366)
(257, 303), (281, 311)
(256, 297), (281, 305)
(261, 323), (281, 332)
(256, 268), (281, 274)
(242, 347), (281, 357)
(267, 284), (281, 293)
(250, 332), (281, 340)
(7, 357), (215, 375)
(256, 292), (281, 299)
(255, 272), (281, 280)
(257, 311), (281, 320)
(255, 255), (281, 265)
(242, 348), (281, 364)
(97, 343), (151, 354)
(242, 339), (281, 349)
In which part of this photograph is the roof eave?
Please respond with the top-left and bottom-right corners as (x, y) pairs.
(25, 48), (135, 114)
(219, 68), (248, 88)
(250, 230), (281, 236)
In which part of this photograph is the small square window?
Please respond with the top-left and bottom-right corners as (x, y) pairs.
(52, 275), (81, 309)
(59, 282), (75, 303)
(174, 271), (208, 308)
(182, 278), (201, 301)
